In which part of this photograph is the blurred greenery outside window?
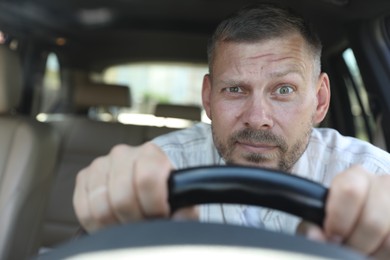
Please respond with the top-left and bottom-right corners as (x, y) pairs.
(342, 48), (375, 141)
(103, 62), (208, 114)
(41, 53), (61, 113)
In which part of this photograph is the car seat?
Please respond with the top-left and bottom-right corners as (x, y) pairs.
(0, 44), (60, 259)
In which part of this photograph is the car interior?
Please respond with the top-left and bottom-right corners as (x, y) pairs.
(0, 0), (390, 259)
(0, 44), (59, 259)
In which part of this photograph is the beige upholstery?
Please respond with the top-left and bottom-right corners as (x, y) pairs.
(42, 119), (147, 246)
(41, 84), (190, 248)
(41, 83), (145, 247)
(154, 103), (202, 121)
(0, 45), (60, 259)
(0, 44), (22, 114)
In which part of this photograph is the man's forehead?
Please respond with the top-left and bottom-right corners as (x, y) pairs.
(211, 36), (314, 77)
(214, 35), (310, 61)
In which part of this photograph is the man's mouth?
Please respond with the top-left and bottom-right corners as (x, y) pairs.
(236, 141), (278, 153)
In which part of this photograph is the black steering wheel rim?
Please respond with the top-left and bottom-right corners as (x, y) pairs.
(38, 165), (367, 259)
(169, 165), (327, 226)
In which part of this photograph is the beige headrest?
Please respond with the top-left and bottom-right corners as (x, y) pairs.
(73, 83), (131, 109)
(154, 103), (201, 121)
(0, 45), (22, 113)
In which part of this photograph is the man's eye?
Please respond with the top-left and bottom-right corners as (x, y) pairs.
(226, 86), (243, 93)
(276, 85), (294, 95)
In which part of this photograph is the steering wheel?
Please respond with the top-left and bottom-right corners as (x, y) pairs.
(37, 166), (367, 259)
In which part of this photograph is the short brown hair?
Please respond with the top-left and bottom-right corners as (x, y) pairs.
(207, 4), (322, 76)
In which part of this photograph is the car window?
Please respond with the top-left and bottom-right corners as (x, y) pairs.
(98, 62), (210, 127)
(322, 46), (378, 144)
(103, 62), (207, 112)
(40, 53), (61, 113)
(342, 48), (376, 142)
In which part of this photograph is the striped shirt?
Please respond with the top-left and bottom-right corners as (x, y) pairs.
(152, 123), (390, 234)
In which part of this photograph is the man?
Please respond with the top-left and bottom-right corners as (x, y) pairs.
(73, 4), (390, 258)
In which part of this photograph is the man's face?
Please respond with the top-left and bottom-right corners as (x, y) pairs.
(202, 33), (330, 172)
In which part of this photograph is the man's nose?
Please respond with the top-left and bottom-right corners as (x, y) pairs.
(241, 97), (274, 130)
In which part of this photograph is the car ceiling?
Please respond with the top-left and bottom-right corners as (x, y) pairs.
(1, 0), (390, 71)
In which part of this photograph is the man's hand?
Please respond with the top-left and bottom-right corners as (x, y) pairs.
(73, 142), (197, 233)
(298, 165), (390, 259)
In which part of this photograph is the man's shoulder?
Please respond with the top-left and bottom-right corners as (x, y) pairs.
(311, 128), (386, 153)
(308, 128), (390, 173)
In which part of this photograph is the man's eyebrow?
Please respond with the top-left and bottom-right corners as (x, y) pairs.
(219, 79), (246, 86)
(271, 69), (305, 78)
(270, 67), (305, 79)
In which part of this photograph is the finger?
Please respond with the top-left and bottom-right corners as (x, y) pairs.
(373, 233), (390, 260)
(172, 206), (199, 221)
(346, 175), (390, 254)
(86, 156), (120, 230)
(324, 165), (370, 243)
(73, 168), (96, 232)
(296, 221), (327, 242)
(133, 142), (172, 218)
(107, 144), (144, 223)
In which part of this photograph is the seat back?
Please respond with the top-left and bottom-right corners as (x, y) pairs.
(154, 103), (202, 121)
(41, 84), (198, 248)
(0, 45), (60, 259)
(41, 82), (146, 247)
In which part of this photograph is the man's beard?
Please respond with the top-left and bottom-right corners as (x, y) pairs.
(212, 126), (312, 172)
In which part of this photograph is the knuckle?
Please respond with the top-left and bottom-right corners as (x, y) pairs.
(363, 214), (387, 238)
(89, 156), (107, 170)
(95, 212), (111, 224)
(140, 142), (164, 160)
(141, 144), (171, 173)
(334, 173), (368, 200)
(336, 182), (361, 202)
(109, 187), (143, 222)
(110, 191), (132, 213)
(133, 163), (169, 217)
(74, 205), (97, 232)
(325, 219), (349, 237)
(142, 141), (156, 151)
(373, 235), (390, 259)
(110, 144), (132, 157)
(135, 168), (154, 190)
(91, 204), (116, 226)
(382, 235), (390, 252)
(88, 189), (118, 226)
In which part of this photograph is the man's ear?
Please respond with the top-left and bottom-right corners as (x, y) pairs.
(314, 72), (331, 124)
(202, 74), (212, 120)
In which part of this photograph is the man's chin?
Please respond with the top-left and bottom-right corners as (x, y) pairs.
(226, 157), (280, 170)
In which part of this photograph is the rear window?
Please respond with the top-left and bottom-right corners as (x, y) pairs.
(103, 62), (207, 113)
(101, 62), (209, 127)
